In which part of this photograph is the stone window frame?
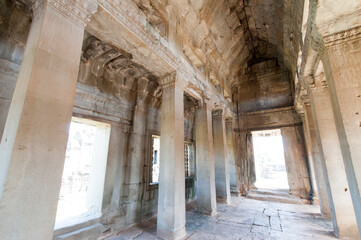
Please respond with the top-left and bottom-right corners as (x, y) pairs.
(184, 141), (196, 178)
(147, 132), (196, 189)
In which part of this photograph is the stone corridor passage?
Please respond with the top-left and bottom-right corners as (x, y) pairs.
(1, 0), (361, 239)
(103, 197), (334, 240)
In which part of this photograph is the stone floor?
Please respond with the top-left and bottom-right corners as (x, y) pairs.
(103, 196), (336, 240)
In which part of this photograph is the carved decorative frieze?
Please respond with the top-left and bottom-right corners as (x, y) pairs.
(34, 0), (98, 28)
(324, 26), (361, 47)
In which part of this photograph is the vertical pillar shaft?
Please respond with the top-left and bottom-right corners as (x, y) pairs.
(310, 86), (359, 238)
(323, 32), (361, 235)
(281, 126), (311, 199)
(124, 103), (148, 223)
(304, 103), (331, 217)
(226, 119), (240, 194)
(195, 102), (217, 215)
(212, 109), (231, 204)
(157, 73), (186, 239)
(102, 124), (130, 211)
(0, 2), (86, 240)
(301, 113), (318, 202)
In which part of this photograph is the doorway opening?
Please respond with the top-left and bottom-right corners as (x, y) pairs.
(252, 129), (289, 190)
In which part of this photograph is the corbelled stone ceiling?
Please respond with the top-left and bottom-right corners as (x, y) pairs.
(134, 0), (303, 92)
(19, 0), (303, 101)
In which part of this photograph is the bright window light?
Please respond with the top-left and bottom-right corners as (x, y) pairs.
(151, 135), (160, 183)
(252, 129), (289, 190)
(55, 117), (111, 229)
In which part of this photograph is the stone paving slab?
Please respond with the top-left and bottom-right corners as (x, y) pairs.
(104, 196), (336, 240)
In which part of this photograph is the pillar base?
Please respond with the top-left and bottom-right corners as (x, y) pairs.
(217, 196), (231, 205)
(157, 226), (186, 240)
(197, 209), (217, 216)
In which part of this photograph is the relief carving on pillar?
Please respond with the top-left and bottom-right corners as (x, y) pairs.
(34, 0), (98, 27)
(324, 26), (361, 47)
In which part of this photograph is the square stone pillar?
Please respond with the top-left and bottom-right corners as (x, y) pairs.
(281, 126), (311, 199)
(226, 118), (240, 195)
(310, 85), (360, 238)
(195, 100), (217, 215)
(0, 1), (96, 239)
(323, 29), (361, 234)
(303, 103), (331, 217)
(212, 109), (231, 204)
(157, 73), (187, 240)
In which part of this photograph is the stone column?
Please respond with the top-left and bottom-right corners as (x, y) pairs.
(226, 118), (240, 195)
(303, 103), (331, 217)
(310, 84), (359, 238)
(323, 29), (361, 234)
(246, 132), (256, 188)
(0, 1), (97, 240)
(157, 73), (187, 240)
(212, 109), (231, 204)
(300, 112), (318, 202)
(281, 126), (311, 199)
(236, 129), (255, 195)
(195, 98), (217, 215)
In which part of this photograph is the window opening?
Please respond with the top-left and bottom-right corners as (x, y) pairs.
(54, 117), (111, 229)
(252, 129), (289, 190)
(184, 142), (195, 178)
(151, 135), (160, 184)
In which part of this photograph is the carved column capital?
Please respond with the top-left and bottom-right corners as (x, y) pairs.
(159, 72), (188, 91)
(212, 109), (224, 119)
(198, 90), (215, 110)
(34, 0), (98, 28)
(309, 73), (328, 92)
(120, 123), (132, 134)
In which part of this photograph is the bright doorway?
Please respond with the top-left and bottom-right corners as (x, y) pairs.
(252, 129), (289, 190)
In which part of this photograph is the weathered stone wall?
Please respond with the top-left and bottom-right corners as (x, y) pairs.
(235, 59), (293, 113)
(0, 1), (31, 140)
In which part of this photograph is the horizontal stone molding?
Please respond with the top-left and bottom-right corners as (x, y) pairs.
(34, 0), (98, 28)
(324, 26), (361, 47)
